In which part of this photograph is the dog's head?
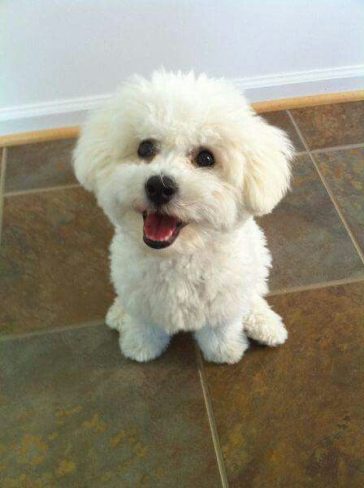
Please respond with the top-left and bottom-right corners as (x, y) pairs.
(74, 71), (293, 254)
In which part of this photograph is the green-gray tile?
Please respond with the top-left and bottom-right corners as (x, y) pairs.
(0, 187), (114, 335)
(261, 110), (305, 152)
(203, 281), (364, 487)
(258, 154), (364, 290)
(314, 147), (364, 254)
(5, 139), (77, 192)
(290, 101), (364, 150)
(0, 326), (220, 488)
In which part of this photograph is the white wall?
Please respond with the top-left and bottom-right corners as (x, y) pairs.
(1, 0), (364, 134)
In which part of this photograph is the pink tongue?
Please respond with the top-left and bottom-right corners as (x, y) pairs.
(144, 213), (178, 241)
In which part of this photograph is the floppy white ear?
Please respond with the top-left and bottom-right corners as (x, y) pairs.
(73, 106), (114, 193)
(242, 115), (294, 216)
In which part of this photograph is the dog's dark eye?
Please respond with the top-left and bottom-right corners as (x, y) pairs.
(195, 149), (215, 167)
(138, 139), (157, 159)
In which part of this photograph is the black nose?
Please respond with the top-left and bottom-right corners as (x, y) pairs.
(145, 175), (178, 205)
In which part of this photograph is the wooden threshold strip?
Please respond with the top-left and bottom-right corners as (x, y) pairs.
(1, 89), (363, 147)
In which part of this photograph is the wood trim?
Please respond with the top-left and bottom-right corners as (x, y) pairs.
(0, 126), (80, 147)
(252, 89), (364, 113)
(1, 89), (363, 147)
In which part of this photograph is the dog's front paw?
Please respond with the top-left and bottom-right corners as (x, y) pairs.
(105, 299), (125, 332)
(120, 318), (170, 362)
(262, 319), (288, 347)
(244, 297), (288, 347)
(195, 323), (249, 364)
(248, 319), (287, 347)
(201, 339), (248, 364)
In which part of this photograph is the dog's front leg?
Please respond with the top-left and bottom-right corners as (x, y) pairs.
(244, 296), (288, 346)
(106, 300), (170, 362)
(194, 320), (249, 364)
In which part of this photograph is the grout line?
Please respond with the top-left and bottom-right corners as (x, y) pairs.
(286, 110), (316, 152)
(310, 142), (364, 154)
(283, 109), (307, 156)
(267, 276), (364, 297)
(287, 110), (364, 265)
(0, 319), (105, 342)
(307, 152), (364, 265)
(0, 147), (7, 245)
(196, 346), (229, 488)
(4, 182), (81, 197)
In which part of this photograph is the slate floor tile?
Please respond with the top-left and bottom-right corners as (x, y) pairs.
(259, 154), (364, 291)
(5, 139), (77, 193)
(261, 110), (305, 152)
(314, 146), (364, 255)
(0, 326), (220, 487)
(290, 102), (364, 150)
(203, 281), (364, 487)
(0, 187), (114, 335)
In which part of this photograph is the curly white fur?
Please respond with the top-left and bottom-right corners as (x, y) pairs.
(74, 70), (294, 364)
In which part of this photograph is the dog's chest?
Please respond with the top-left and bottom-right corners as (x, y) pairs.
(111, 242), (246, 333)
(125, 257), (212, 331)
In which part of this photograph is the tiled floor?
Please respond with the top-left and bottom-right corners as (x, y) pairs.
(0, 101), (363, 487)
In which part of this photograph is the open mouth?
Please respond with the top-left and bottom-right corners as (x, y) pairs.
(143, 211), (185, 249)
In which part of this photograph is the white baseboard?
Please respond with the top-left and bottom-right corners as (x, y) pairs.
(1, 65), (363, 136)
(236, 65), (364, 102)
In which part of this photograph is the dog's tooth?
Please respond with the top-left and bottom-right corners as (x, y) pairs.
(161, 230), (173, 241)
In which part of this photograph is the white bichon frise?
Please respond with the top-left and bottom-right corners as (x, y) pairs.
(73, 71), (294, 364)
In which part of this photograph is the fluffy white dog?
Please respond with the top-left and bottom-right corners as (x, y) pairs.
(73, 71), (293, 364)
